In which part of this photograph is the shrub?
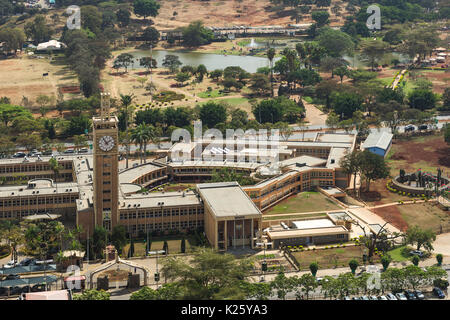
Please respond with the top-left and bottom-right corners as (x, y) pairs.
(436, 253), (443, 266)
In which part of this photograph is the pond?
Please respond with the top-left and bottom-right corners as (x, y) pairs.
(125, 49), (280, 73)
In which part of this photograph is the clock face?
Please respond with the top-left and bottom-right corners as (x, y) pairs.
(98, 135), (115, 152)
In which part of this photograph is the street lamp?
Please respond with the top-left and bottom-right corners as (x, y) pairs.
(256, 242), (268, 282)
(148, 250), (165, 288)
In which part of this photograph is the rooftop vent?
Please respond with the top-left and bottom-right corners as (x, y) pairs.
(330, 159), (335, 164)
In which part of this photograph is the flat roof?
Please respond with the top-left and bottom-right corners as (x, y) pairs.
(119, 162), (165, 184)
(292, 218), (335, 229)
(267, 225), (349, 239)
(315, 133), (355, 143)
(280, 155), (327, 168)
(120, 190), (201, 209)
(197, 182), (262, 218)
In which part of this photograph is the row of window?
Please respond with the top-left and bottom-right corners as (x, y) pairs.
(120, 207), (204, 220)
(0, 163), (72, 173)
(0, 195), (77, 207)
(127, 220), (204, 231)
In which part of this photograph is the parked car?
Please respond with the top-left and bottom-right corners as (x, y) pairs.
(13, 152), (26, 158)
(343, 296), (351, 300)
(42, 150), (53, 156)
(78, 148), (88, 153)
(352, 297), (361, 300)
(404, 290), (417, 300)
(360, 296), (369, 300)
(404, 124), (415, 132)
(21, 286), (31, 293)
(433, 287), (445, 299)
(31, 284), (46, 292)
(5, 274), (20, 280)
(0, 287), (8, 296)
(410, 250), (423, 257)
(395, 292), (408, 300)
(19, 258), (37, 266)
(3, 260), (16, 269)
(63, 149), (75, 154)
(378, 295), (388, 300)
(414, 290), (425, 300)
(418, 124), (428, 130)
(369, 296), (378, 300)
(9, 286), (22, 295)
(386, 293), (398, 300)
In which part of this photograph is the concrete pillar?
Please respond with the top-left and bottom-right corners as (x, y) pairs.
(233, 219), (236, 249)
(251, 219), (254, 249)
(224, 220), (227, 251)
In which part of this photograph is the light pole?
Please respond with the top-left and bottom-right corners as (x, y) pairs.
(256, 242), (267, 282)
(148, 250), (165, 289)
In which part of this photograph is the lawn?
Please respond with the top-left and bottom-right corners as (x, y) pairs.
(387, 246), (410, 262)
(398, 203), (450, 232)
(291, 245), (379, 271)
(197, 89), (228, 98)
(264, 192), (341, 214)
(123, 235), (197, 256)
(263, 213), (327, 220)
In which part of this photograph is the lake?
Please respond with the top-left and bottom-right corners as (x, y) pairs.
(126, 49), (280, 73)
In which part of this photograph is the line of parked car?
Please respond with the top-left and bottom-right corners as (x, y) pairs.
(343, 288), (446, 300)
(2, 257), (54, 269)
(11, 148), (89, 159)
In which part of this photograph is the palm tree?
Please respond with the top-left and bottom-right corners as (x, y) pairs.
(267, 48), (276, 97)
(120, 93), (135, 169)
(49, 157), (61, 192)
(141, 124), (156, 164)
(131, 124), (150, 164)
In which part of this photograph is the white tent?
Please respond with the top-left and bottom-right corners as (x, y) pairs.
(36, 40), (66, 51)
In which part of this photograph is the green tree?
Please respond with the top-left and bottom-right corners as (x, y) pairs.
(267, 48), (276, 97)
(133, 0), (160, 20)
(270, 271), (294, 300)
(317, 27), (354, 58)
(406, 225), (436, 252)
(175, 72), (191, 86)
(0, 28), (26, 55)
(408, 89), (436, 111)
(411, 255), (420, 267)
(348, 259), (359, 274)
(24, 15), (53, 45)
(330, 91), (363, 119)
(115, 53), (134, 73)
(359, 39), (389, 70)
(163, 240), (168, 255)
(162, 55), (182, 74)
(359, 150), (390, 193)
(116, 8), (131, 27)
(249, 73), (271, 96)
(141, 27), (160, 46)
(92, 226), (108, 259)
(73, 289), (110, 300)
(199, 101), (227, 128)
(161, 248), (252, 299)
(180, 237), (186, 253)
(311, 10), (330, 27)
(381, 255), (392, 271)
(111, 225), (127, 255)
(309, 262), (319, 277)
(182, 20), (214, 47)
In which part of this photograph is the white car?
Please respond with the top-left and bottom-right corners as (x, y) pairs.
(3, 260), (16, 269)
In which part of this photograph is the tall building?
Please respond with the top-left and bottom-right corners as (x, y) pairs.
(92, 93), (119, 232)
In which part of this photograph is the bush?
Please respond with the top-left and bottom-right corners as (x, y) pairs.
(433, 278), (449, 290)
(436, 253), (443, 266)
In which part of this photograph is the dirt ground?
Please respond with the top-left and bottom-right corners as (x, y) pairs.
(0, 54), (79, 107)
(152, 0), (348, 30)
(372, 202), (450, 233)
(388, 134), (450, 172)
(371, 205), (410, 232)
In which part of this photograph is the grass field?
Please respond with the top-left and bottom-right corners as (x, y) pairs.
(291, 245), (380, 270)
(387, 246), (410, 262)
(399, 203), (450, 231)
(264, 192), (341, 215)
(123, 235), (196, 256)
(263, 212), (327, 220)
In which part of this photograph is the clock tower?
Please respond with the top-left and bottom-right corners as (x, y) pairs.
(92, 92), (119, 232)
